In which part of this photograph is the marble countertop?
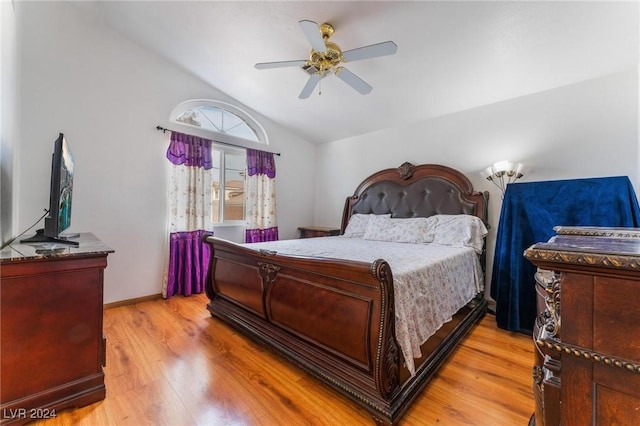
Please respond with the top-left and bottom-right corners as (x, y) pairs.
(1, 233), (114, 262)
(531, 234), (640, 257)
(525, 227), (640, 272)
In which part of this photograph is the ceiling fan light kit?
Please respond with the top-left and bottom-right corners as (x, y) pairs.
(255, 20), (397, 99)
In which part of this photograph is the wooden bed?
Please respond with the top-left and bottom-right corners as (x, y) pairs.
(204, 162), (489, 425)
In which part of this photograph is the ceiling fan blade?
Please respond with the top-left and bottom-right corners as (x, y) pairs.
(299, 20), (326, 53)
(255, 60), (307, 70)
(299, 74), (322, 99)
(342, 41), (398, 62)
(334, 67), (372, 95)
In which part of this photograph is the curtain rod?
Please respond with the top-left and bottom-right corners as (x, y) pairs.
(155, 125), (281, 156)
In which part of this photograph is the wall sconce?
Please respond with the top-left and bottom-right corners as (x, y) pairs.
(481, 161), (524, 197)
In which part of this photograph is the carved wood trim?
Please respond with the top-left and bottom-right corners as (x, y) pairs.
(396, 162), (416, 180)
(545, 273), (561, 338)
(553, 226), (640, 239)
(536, 338), (640, 375)
(524, 248), (640, 272)
(371, 259), (399, 398)
(258, 262), (281, 317)
(532, 365), (544, 385)
(257, 262), (281, 285)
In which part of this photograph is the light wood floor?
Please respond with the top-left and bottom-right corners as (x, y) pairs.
(35, 293), (534, 426)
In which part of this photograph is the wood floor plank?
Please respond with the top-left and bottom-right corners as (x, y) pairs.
(33, 293), (534, 425)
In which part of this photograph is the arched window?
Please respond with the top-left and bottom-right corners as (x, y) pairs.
(169, 100), (268, 144)
(167, 100), (269, 225)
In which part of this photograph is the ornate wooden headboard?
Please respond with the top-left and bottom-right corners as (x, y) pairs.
(341, 162), (489, 232)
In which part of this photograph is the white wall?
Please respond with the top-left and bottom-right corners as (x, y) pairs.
(314, 67), (639, 295)
(16, 2), (316, 303)
(1, 0), (19, 244)
(13, 1), (639, 304)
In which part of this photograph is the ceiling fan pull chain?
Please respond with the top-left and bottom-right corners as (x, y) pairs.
(318, 77), (322, 96)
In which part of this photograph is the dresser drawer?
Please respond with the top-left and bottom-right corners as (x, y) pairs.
(593, 276), (640, 362)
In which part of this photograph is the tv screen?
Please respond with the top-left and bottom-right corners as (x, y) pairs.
(21, 133), (79, 246)
(45, 134), (74, 237)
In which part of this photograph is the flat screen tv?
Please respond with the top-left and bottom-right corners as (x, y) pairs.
(21, 133), (79, 246)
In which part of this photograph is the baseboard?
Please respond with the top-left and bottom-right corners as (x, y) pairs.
(487, 300), (496, 315)
(104, 293), (162, 310)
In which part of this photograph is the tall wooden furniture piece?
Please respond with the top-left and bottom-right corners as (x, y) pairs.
(0, 234), (113, 425)
(525, 226), (640, 425)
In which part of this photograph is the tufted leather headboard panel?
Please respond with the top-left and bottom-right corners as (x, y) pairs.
(341, 163), (489, 233)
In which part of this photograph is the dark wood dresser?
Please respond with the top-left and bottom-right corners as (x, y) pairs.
(525, 226), (640, 426)
(0, 233), (113, 424)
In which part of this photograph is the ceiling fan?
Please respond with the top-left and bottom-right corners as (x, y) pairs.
(255, 20), (397, 99)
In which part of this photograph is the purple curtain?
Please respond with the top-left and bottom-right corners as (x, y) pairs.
(166, 230), (212, 297)
(166, 131), (213, 169)
(245, 148), (278, 243)
(247, 148), (276, 178)
(245, 227), (279, 243)
(165, 131), (213, 298)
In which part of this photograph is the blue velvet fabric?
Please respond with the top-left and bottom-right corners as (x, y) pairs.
(490, 176), (640, 334)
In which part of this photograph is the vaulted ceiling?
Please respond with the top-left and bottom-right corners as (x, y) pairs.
(71, 1), (638, 144)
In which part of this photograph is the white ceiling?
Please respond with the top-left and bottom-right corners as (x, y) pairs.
(71, 1), (638, 145)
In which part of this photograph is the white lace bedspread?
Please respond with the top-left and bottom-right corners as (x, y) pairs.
(244, 236), (484, 375)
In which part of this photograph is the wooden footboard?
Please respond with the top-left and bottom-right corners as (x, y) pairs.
(205, 236), (400, 397)
(204, 236), (487, 425)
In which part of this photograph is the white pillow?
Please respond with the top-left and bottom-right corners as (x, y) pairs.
(343, 213), (391, 238)
(431, 215), (488, 253)
(363, 216), (435, 244)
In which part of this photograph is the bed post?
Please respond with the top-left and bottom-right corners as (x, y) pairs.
(371, 259), (400, 399)
(203, 234), (217, 302)
(371, 258), (401, 426)
(341, 195), (358, 234)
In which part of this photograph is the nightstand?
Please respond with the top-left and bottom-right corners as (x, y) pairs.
(298, 226), (341, 238)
